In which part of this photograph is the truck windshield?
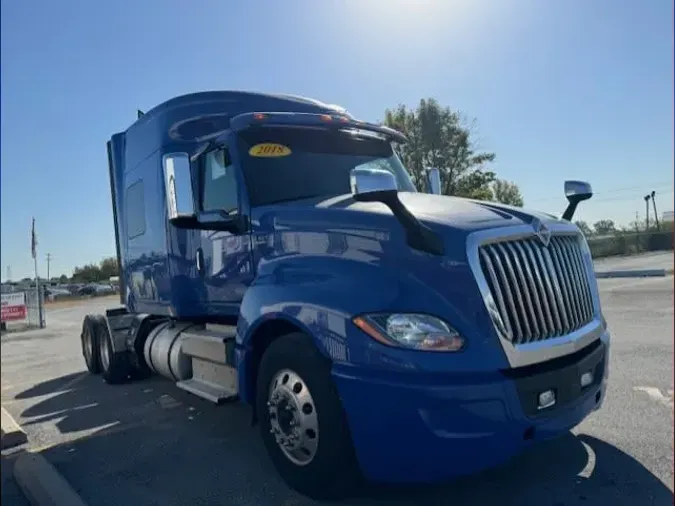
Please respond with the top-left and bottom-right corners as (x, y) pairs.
(236, 128), (417, 206)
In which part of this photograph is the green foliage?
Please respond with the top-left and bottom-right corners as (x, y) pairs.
(593, 219), (617, 236)
(383, 98), (497, 198)
(71, 257), (119, 283)
(491, 179), (524, 207)
(574, 220), (593, 236)
(586, 220), (674, 258)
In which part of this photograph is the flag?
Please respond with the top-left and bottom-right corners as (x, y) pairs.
(31, 217), (37, 259)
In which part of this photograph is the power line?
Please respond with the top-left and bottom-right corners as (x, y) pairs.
(589, 188), (674, 204)
(590, 181), (673, 196)
(528, 181), (673, 204)
(529, 186), (674, 205)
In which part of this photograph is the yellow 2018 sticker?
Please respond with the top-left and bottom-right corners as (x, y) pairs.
(249, 143), (292, 158)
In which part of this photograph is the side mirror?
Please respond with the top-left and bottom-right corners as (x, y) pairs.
(349, 167), (445, 256)
(427, 167), (441, 195)
(350, 167), (398, 201)
(163, 151), (248, 233)
(562, 180), (593, 221)
(163, 153), (196, 223)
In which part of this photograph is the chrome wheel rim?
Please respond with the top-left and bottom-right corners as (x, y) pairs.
(267, 369), (319, 466)
(84, 327), (94, 363)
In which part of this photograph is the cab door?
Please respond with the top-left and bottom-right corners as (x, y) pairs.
(196, 141), (254, 316)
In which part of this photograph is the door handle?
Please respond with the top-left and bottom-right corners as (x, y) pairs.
(196, 247), (205, 277)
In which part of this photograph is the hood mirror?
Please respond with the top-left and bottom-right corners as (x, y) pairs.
(350, 167), (398, 198)
(562, 180), (593, 221)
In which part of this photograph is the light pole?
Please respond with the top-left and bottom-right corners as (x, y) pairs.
(651, 191), (660, 230)
(644, 194), (651, 231)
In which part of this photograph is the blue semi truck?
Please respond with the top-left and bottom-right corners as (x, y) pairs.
(81, 91), (610, 499)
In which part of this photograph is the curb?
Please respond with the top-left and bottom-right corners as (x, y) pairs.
(14, 452), (88, 506)
(1, 407), (27, 450)
(594, 269), (667, 279)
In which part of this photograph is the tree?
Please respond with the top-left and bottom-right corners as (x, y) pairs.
(58, 274), (69, 283)
(99, 257), (119, 279)
(383, 98), (496, 199)
(71, 256), (119, 283)
(491, 179), (524, 207)
(574, 220), (593, 236)
(593, 219), (617, 236)
(71, 263), (100, 283)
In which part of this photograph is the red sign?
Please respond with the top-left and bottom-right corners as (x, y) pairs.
(1, 292), (27, 321)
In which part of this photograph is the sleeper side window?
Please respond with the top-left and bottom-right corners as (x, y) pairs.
(201, 148), (239, 214)
(126, 180), (146, 239)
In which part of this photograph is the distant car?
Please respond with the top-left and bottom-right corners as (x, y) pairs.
(77, 284), (115, 296)
(77, 285), (97, 296)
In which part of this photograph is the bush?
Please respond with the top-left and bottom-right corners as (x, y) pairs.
(587, 222), (674, 258)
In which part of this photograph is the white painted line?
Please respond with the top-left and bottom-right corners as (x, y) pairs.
(577, 441), (596, 479)
(1, 406), (28, 449)
(633, 387), (674, 409)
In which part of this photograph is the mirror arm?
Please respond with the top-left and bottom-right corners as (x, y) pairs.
(170, 213), (249, 233)
(561, 201), (579, 221)
(356, 191), (444, 255)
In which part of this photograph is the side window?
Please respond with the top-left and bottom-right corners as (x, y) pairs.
(126, 180), (146, 239)
(201, 148), (239, 214)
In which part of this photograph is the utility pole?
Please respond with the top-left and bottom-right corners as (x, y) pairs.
(46, 253), (52, 281)
(644, 194), (651, 231)
(651, 191), (660, 230)
(635, 211), (640, 233)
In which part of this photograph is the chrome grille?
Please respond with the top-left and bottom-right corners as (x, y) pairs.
(478, 234), (595, 344)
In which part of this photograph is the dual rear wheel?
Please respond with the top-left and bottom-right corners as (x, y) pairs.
(80, 314), (130, 384)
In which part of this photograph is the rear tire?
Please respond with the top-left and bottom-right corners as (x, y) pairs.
(255, 332), (360, 500)
(97, 320), (131, 385)
(81, 315), (101, 374)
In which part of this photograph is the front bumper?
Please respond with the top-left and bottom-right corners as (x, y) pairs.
(332, 331), (609, 484)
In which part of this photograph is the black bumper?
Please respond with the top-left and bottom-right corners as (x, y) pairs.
(504, 338), (606, 418)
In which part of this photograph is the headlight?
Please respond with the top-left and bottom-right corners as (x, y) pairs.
(352, 313), (465, 352)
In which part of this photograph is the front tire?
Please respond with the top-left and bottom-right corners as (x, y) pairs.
(256, 332), (360, 500)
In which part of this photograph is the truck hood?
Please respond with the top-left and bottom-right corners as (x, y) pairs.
(257, 192), (562, 233)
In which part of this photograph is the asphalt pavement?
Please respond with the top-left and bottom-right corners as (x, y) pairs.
(1, 280), (673, 506)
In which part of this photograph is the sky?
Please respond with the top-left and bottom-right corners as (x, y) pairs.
(1, 0), (673, 281)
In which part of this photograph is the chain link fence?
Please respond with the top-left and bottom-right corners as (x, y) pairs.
(587, 224), (675, 259)
(1, 286), (45, 332)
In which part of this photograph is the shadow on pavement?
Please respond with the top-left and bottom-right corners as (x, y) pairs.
(14, 372), (87, 400)
(15, 373), (674, 506)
